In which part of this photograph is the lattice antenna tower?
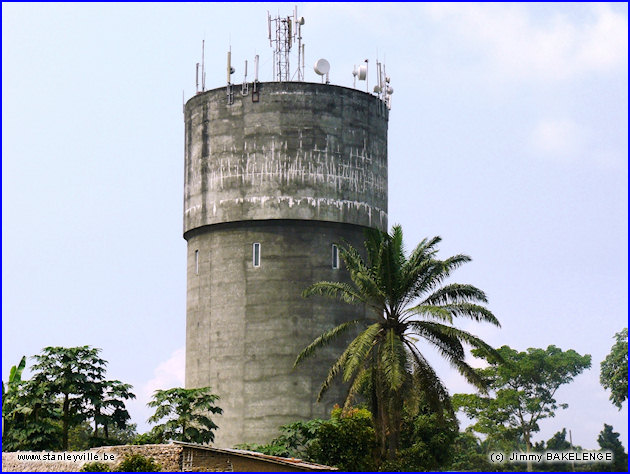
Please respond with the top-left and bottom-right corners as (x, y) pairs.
(268, 6), (305, 81)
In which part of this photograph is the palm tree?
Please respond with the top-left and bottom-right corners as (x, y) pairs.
(294, 225), (501, 460)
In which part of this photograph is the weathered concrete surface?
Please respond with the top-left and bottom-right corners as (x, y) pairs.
(185, 220), (369, 446)
(183, 82), (388, 233)
(183, 82), (389, 447)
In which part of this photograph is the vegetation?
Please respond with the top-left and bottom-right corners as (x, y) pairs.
(132, 430), (165, 445)
(3, 226), (627, 471)
(2, 355), (62, 451)
(295, 225), (500, 461)
(447, 430), (495, 472)
(89, 380), (136, 439)
(600, 328), (628, 409)
(378, 399), (459, 471)
(595, 424), (628, 472)
(147, 387), (222, 444)
(2, 356), (26, 408)
(453, 345), (591, 471)
(1, 346), (136, 452)
(80, 461), (112, 472)
(114, 453), (161, 472)
(237, 419), (323, 458)
(68, 421), (138, 450)
(238, 406), (376, 471)
(308, 407), (376, 471)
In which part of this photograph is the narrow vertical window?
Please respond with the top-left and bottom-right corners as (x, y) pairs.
(253, 243), (261, 267)
(195, 249), (199, 274)
(332, 244), (339, 269)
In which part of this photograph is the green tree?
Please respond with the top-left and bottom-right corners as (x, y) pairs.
(308, 406), (377, 471)
(2, 378), (62, 451)
(2, 356), (26, 403)
(2, 356), (27, 445)
(114, 454), (161, 472)
(447, 430), (496, 472)
(596, 424), (628, 472)
(546, 428), (572, 451)
(379, 401), (459, 471)
(236, 419), (323, 458)
(600, 328), (628, 409)
(90, 380), (136, 439)
(147, 387), (222, 444)
(80, 461), (112, 472)
(30, 346), (108, 450)
(295, 226), (500, 460)
(132, 430), (165, 445)
(534, 429), (578, 472)
(453, 345), (591, 471)
(238, 407), (376, 471)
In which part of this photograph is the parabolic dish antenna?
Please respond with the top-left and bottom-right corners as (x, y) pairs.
(314, 58), (330, 75)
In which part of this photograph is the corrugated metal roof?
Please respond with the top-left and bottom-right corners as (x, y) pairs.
(171, 441), (338, 471)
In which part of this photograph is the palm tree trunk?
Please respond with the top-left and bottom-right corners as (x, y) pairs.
(386, 396), (402, 460)
(370, 367), (387, 465)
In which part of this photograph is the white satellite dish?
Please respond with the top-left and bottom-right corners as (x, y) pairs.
(357, 64), (367, 81)
(314, 58), (330, 76)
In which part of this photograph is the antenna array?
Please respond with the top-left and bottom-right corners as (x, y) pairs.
(353, 58), (393, 109)
(268, 6), (305, 81)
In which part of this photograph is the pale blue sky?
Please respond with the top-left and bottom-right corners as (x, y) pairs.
(2, 2), (627, 449)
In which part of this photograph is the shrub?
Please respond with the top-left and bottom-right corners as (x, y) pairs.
(114, 454), (162, 472)
(80, 461), (111, 472)
(132, 430), (164, 445)
(307, 406), (376, 471)
(88, 436), (124, 448)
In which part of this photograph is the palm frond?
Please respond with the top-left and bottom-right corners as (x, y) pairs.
(380, 328), (408, 392)
(302, 281), (366, 305)
(445, 303), (500, 326)
(343, 323), (383, 382)
(341, 244), (386, 304)
(316, 343), (353, 401)
(421, 283), (489, 305)
(407, 321), (501, 392)
(343, 366), (369, 409)
(405, 322), (466, 360)
(408, 321), (502, 362)
(294, 319), (362, 368)
(440, 254), (473, 275)
(402, 305), (453, 324)
(404, 341), (454, 417)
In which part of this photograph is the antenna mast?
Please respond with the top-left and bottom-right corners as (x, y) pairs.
(201, 39), (206, 92)
(268, 6), (305, 82)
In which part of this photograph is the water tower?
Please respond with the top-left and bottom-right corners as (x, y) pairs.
(183, 9), (391, 447)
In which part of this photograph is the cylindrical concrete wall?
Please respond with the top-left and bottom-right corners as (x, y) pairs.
(183, 82), (388, 233)
(183, 82), (388, 447)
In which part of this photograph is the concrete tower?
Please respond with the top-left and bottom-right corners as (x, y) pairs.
(183, 75), (389, 446)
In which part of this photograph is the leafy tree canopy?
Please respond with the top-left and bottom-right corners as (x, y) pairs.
(453, 344), (591, 467)
(600, 328), (628, 409)
(147, 387), (222, 444)
(2, 347), (135, 452)
(596, 424), (628, 472)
